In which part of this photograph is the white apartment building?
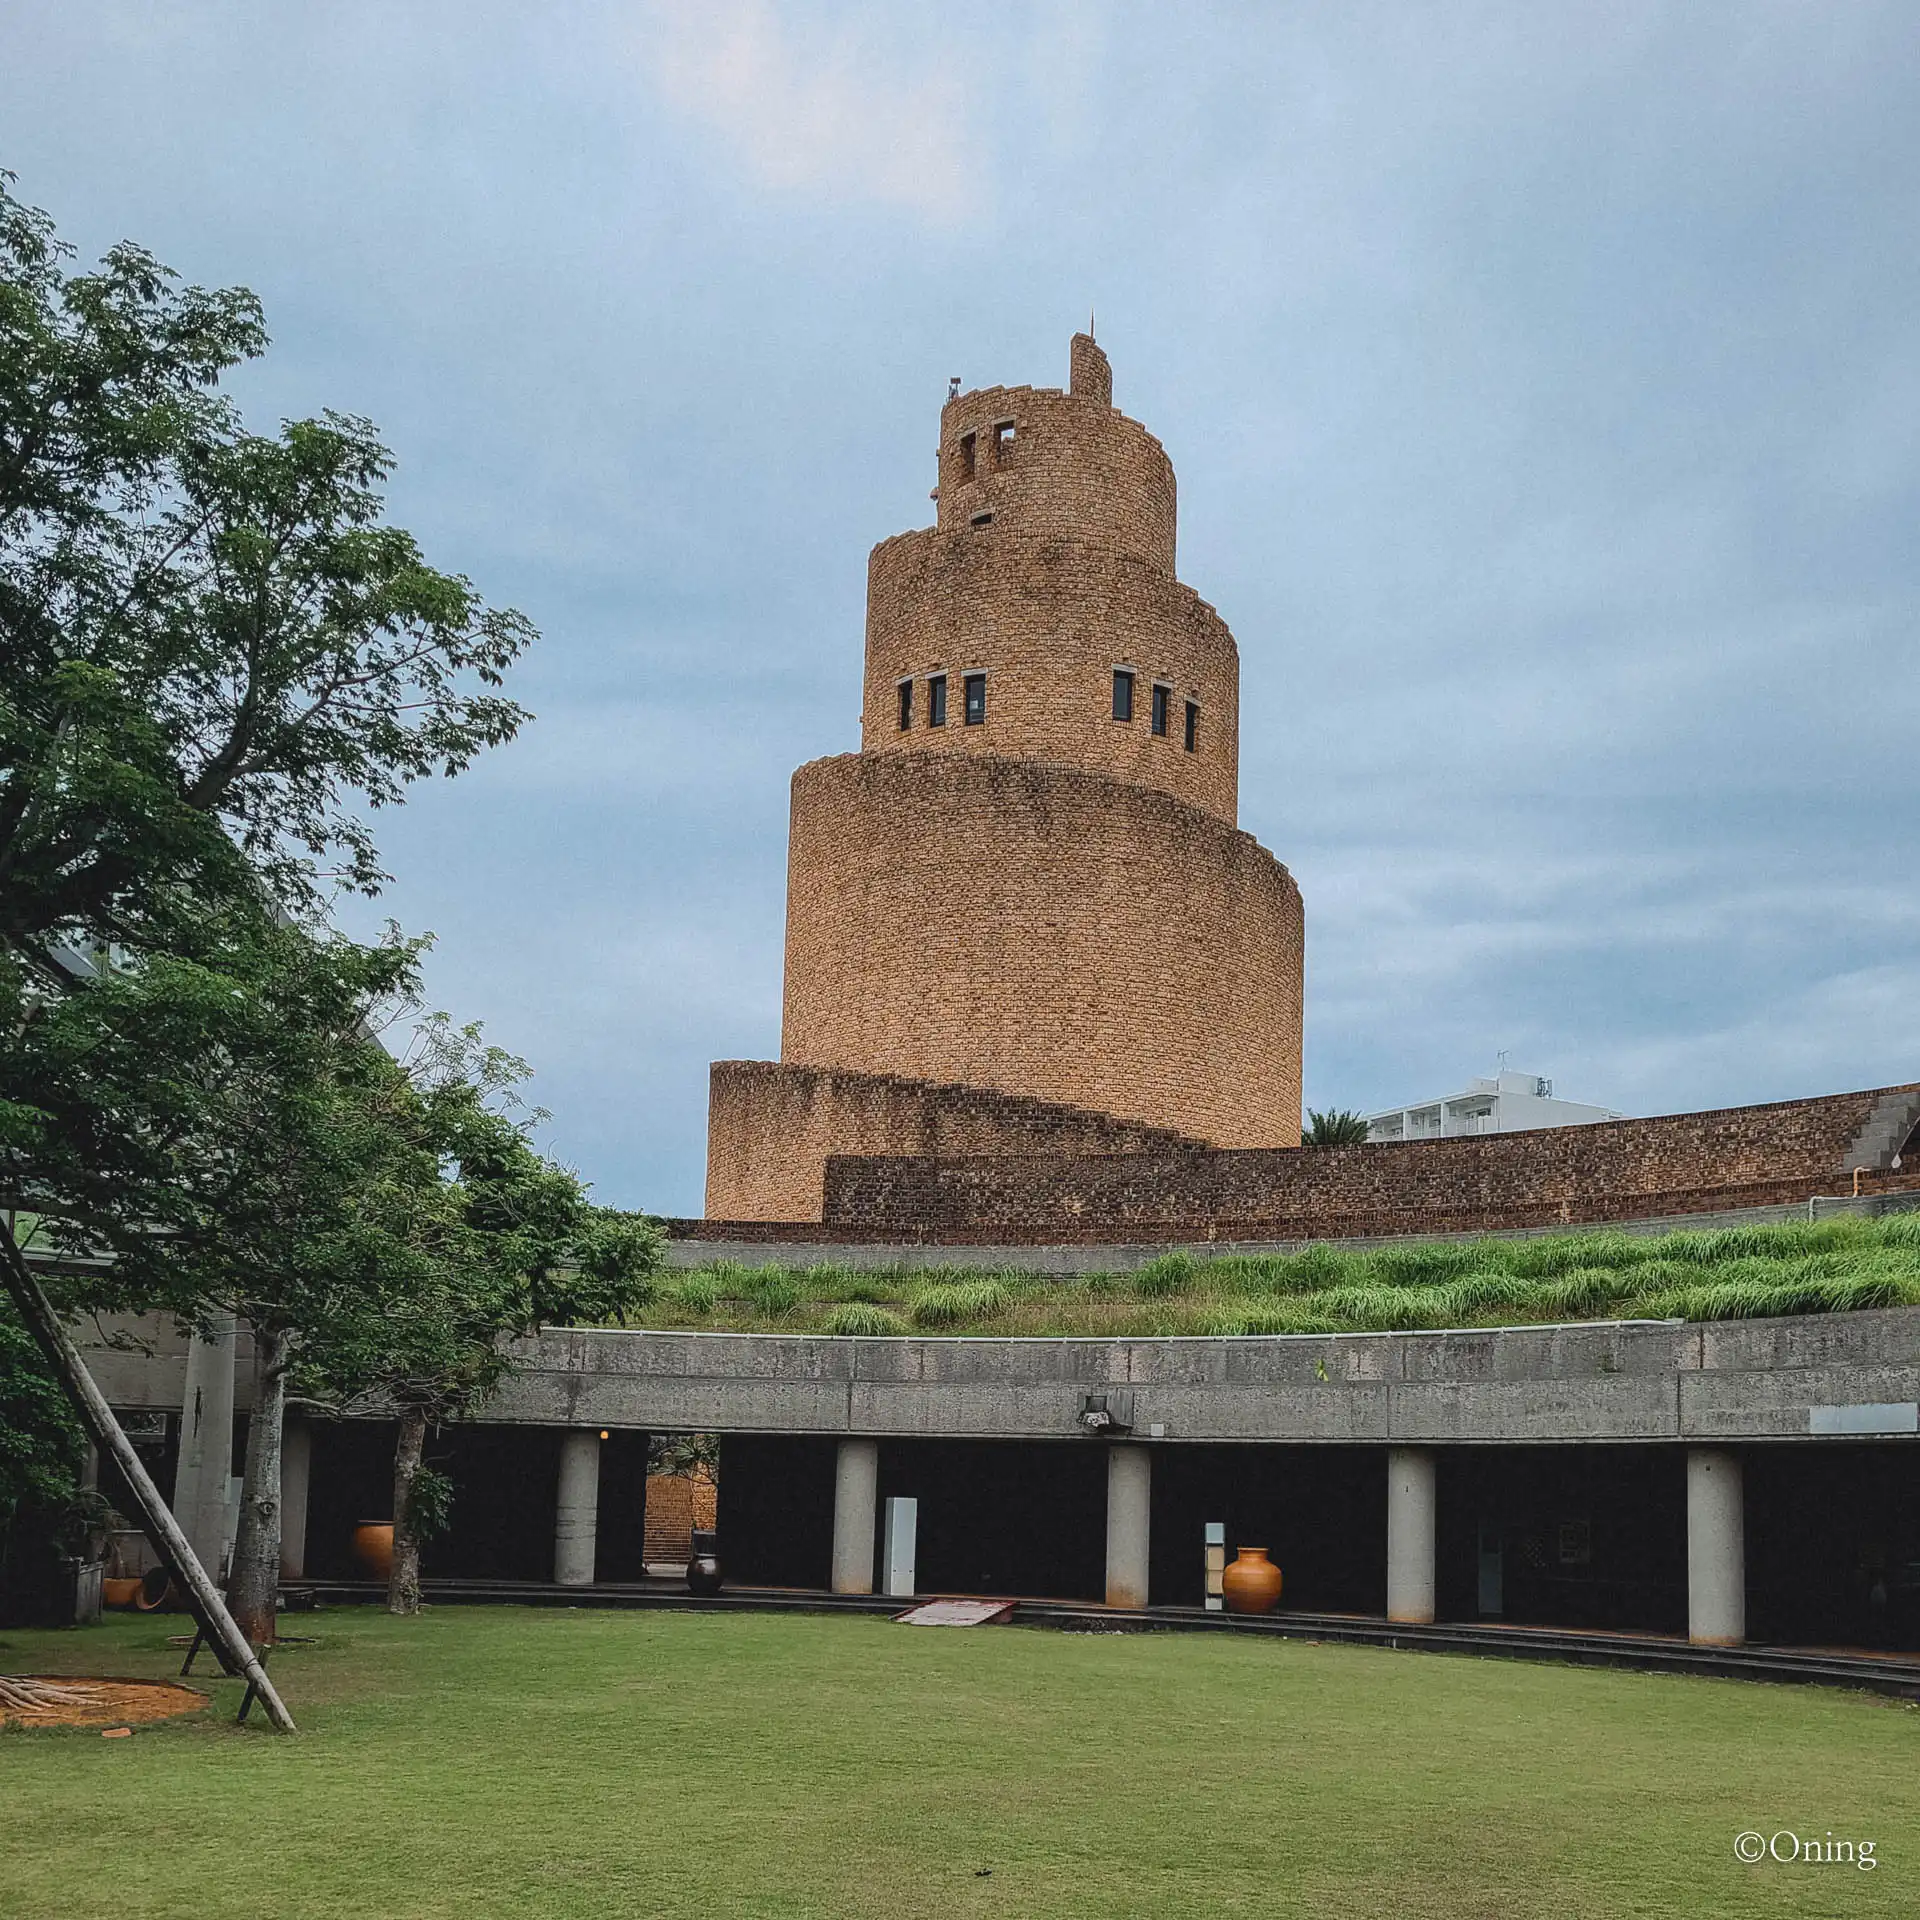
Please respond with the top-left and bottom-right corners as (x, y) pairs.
(1365, 1071), (1622, 1143)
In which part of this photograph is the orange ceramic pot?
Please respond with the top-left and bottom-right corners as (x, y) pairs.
(1222, 1546), (1283, 1615)
(352, 1521), (395, 1580)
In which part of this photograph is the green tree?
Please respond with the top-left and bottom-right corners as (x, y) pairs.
(303, 1031), (660, 1614)
(1304, 1108), (1373, 1147)
(0, 1281), (83, 1609)
(0, 170), (537, 1688)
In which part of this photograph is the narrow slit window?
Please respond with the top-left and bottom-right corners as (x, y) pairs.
(970, 510), (994, 529)
(958, 433), (976, 481)
(928, 673), (948, 727)
(963, 672), (986, 725)
(1184, 699), (1199, 752)
(897, 679), (913, 731)
(1112, 668), (1135, 721)
(1150, 683), (1170, 736)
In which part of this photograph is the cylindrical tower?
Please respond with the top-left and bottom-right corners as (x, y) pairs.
(706, 334), (1304, 1220)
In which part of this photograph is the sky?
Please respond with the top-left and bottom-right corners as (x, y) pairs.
(5, 1), (1918, 1216)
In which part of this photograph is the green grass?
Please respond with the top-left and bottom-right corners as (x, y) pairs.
(1, 1608), (1911, 1918)
(637, 1214), (1920, 1339)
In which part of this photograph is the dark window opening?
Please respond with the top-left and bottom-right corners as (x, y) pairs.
(958, 433), (976, 481)
(928, 673), (948, 727)
(970, 510), (994, 529)
(1184, 699), (1199, 752)
(1112, 668), (1135, 722)
(1150, 683), (1170, 736)
(991, 419), (1015, 464)
(964, 672), (986, 725)
(897, 680), (913, 731)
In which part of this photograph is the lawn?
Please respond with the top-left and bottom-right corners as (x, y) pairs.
(1, 1608), (1912, 1918)
(650, 1213), (1920, 1339)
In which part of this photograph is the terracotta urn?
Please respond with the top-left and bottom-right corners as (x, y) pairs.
(352, 1520), (395, 1581)
(1222, 1546), (1282, 1615)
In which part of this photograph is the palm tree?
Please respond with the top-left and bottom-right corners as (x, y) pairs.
(1304, 1108), (1372, 1147)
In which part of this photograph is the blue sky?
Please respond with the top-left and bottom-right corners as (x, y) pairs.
(6, 2), (1918, 1216)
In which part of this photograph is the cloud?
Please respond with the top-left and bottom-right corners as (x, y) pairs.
(634, 0), (972, 220)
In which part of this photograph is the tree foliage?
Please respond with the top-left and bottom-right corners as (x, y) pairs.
(1304, 1108), (1373, 1148)
(0, 172), (657, 1644)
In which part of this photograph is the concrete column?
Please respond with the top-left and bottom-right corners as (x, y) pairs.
(554, 1429), (601, 1587)
(1386, 1446), (1437, 1625)
(279, 1418), (312, 1582)
(1104, 1444), (1151, 1610)
(1687, 1447), (1745, 1647)
(172, 1312), (237, 1579)
(831, 1438), (879, 1595)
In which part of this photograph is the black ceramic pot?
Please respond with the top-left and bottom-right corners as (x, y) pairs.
(686, 1528), (722, 1596)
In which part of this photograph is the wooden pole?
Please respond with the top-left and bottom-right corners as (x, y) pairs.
(1, 1235), (296, 1733)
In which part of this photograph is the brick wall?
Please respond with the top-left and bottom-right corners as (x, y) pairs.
(862, 531), (1239, 823)
(642, 1471), (716, 1567)
(778, 750), (1304, 1150)
(934, 363), (1175, 570)
(704, 1059), (1209, 1222)
(814, 1085), (1916, 1242)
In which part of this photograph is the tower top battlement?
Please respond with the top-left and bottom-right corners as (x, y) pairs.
(932, 335), (1176, 576)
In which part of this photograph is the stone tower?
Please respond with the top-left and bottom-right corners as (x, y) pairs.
(705, 334), (1304, 1220)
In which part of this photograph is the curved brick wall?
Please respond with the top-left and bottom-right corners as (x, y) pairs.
(934, 374), (1175, 572)
(814, 1084), (1919, 1243)
(779, 751), (1303, 1148)
(704, 1059), (1208, 1222)
(861, 531), (1239, 822)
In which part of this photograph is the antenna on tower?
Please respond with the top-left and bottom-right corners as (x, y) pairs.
(947, 375), (961, 400)
(1088, 306), (1095, 339)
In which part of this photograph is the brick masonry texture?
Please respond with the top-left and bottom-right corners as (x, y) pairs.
(805, 1085), (1920, 1243)
(862, 532), (1239, 821)
(704, 331), (1305, 1216)
(779, 751), (1304, 1147)
(704, 1060), (1208, 1222)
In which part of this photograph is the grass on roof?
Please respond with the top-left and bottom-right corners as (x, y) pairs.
(622, 1213), (1920, 1338)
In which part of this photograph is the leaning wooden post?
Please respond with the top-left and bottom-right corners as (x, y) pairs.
(1, 1236), (297, 1733)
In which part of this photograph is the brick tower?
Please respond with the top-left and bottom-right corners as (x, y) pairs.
(705, 334), (1304, 1219)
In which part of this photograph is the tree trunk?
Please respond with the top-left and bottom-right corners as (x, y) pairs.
(388, 1405), (427, 1616)
(227, 1318), (288, 1646)
(0, 1234), (295, 1731)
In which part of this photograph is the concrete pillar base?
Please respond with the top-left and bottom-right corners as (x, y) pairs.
(1105, 1444), (1151, 1609)
(1387, 1446), (1437, 1625)
(831, 1439), (879, 1595)
(554, 1429), (602, 1586)
(1687, 1447), (1745, 1647)
(280, 1418), (312, 1582)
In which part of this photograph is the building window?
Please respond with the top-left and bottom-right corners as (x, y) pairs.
(1184, 699), (1199, 752)
(970, 510), (994, 529)
(963, 672), (986, 725)
(928, 673), (948, 727)
(1111, 668), (1134, 721)
(958, 432), (976, 481)
(1150, 683), (1170, 736)
(991, 419), (1015, 464)
(897, 679), (913, 731)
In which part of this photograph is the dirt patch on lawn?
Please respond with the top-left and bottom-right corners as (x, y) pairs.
(0, 1677), (208, 1729)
